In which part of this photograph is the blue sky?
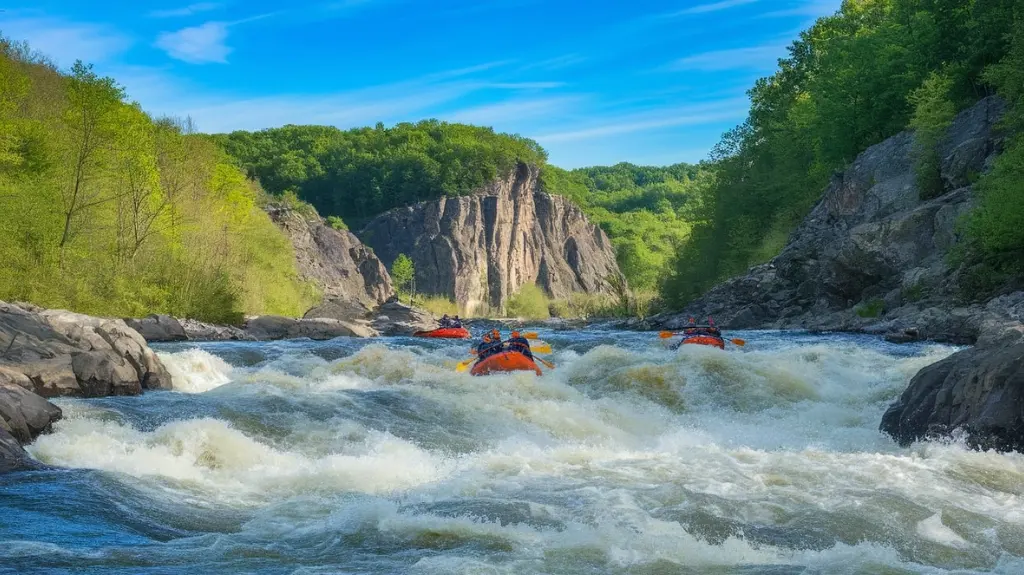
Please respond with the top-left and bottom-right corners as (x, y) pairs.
(0, 0), (841, 168)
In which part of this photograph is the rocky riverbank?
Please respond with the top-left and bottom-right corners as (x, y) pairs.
(1, 301), (173, 471)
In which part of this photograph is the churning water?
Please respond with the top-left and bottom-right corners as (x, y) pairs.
(3, 329), (1024, 574)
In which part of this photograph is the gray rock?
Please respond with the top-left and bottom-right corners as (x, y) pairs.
(0, 383), (62, 443)
(266, 205), (393, 304)
(0, 426), (36, 473)
(881, 341), (1024, 451)
(124, 314), (187, 342)
(179, 318), (253, 341)
(371, 300), (437, 336)
(244, 316), (299, 341)
(304, 299), (375, 322)
(360, 162), (622, 315)
(71, 351), (142, 397)
(19, 357), (80, 397)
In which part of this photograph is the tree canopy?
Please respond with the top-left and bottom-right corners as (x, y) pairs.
(0, 38), (317, 323)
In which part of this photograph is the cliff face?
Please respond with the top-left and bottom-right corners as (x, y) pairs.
(266, 205), (393, 305)
(650, 97), (1022, 344)
(358, 163), (622, 314)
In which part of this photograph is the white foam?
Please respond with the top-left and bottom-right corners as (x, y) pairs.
(916, 513), (971, 549)
(158, 348), (233, 393)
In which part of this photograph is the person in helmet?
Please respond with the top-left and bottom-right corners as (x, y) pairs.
(506, 330), (533, 359)
(476, 332), (503, 361)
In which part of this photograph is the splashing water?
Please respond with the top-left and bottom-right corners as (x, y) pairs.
(3, 329), (1024, 574)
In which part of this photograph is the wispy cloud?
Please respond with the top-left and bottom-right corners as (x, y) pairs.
(666, 0), (759, 17)
(443, 97), (579, 125)
(535, 98), (748, 143)
(156, 21), (230, 63)
(149, 3), (223, 18)
(519, 54), (587, 72)
(759, 0), (842, 19)
(154, 12), (276, 64)
(667, 43), (787, 71)
(485, 82), (566, 90)
(0, 16), (131, 66)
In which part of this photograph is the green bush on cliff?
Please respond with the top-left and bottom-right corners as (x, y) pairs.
(505, 284), (550, 319)
(0, 40), (317, 322)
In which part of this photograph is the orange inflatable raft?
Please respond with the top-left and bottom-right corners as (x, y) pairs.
(413, 327), (471, 339)
(680, 335), (726, 350)
(470, 351), (542, 376)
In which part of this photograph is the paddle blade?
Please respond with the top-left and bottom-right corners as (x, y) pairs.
(730, 338), (746, 346)
(536, 357), (555, 369)
(523, 332), (539, 339)
(659, 331), (678, 339)
(530, 343), (552, 354)
(455, 357), (476, 372)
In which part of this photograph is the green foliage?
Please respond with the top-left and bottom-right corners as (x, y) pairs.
(856, 299), (886, 319)
(540, 163), (698, 290)
(661, 0), (1022, 309)
(901, 282), (927, 303)
(214, 122), (546, 227)
(909, 70), (956, 200)
(391, 253), (415, 294)
(412, 295), (460, 317)
(505, 284), (550, 319)
(0, 38), (317, 322)
(326, 215), (348, 231)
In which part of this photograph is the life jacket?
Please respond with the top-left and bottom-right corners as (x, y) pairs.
(506, 337), (532, 357)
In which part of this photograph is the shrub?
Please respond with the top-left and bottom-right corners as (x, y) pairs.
(326, 215), (348, 231)
(856, 298), (885, 318)
(414, 294), (460, 317)
(505, 284), (550, 319)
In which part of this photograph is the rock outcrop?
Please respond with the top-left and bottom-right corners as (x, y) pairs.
(1, 301), (174, 471)
(880, 339), (1024, 451)
(646, 97), (1017, 344)
(266, 204), (393, 305)
(359, 162), (622, 315)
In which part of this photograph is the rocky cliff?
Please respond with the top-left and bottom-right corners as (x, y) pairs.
(359, 163), (622, 314)
(648, 97), (1022, 344)
(266, 205), (393, 305)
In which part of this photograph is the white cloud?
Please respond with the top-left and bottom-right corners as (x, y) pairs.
(519, 54), (587, 71)
(443, 97), (579, 125)
(535, 98), (748, 143)
(0, 17), (131, 66)
(668, 43), (787, 71)
(667, 0), (759, 16)
(149, 3), (223, 18)
(155, 21), (230, 64)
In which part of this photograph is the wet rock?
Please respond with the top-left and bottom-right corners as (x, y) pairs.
(0, 383), (62, 443)
(124, 314), (187, 342)
(244, 315), (376, 340)
(179, 318), (253, 342)
(71, 351), (142, 397)
(370, 299), (437, 336)
(881, 340), (1024, 452)
(0, 426), (36, 473)
(360, 162), (622, 315)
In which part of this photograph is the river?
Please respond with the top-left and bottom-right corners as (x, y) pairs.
(2, 328), (1023, 574)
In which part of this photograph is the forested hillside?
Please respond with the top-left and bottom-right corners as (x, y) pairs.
(0, 39), (317, 323)
(662, 0), (1024, 306)
(217, 124), (706, 293)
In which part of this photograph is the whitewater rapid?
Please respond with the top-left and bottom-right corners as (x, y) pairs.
(4, 329), (1024, 574)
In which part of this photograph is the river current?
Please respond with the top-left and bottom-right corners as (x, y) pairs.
(2, 328), (1023, 574)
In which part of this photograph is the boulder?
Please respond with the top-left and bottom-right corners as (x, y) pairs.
(371, 300), (437, 336)
(244, 315), (377, 340)
(0, 383), (62, 443)
(19, 357), (80, 397)
(71, 351), (142, 397)
(179, 318), (253, 341)
(124, 314), (187, 342)
(0, 426), (36, 473)
(881, 341), (1024, 452)
(303, 298), (375, 322)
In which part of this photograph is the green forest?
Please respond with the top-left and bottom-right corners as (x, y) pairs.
(217, 122), (705, 293)
(661, 0), (1024, 306)
(0, 39), (317, 323)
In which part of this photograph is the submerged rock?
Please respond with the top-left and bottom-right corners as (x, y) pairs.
(881, 340), (1024, 452)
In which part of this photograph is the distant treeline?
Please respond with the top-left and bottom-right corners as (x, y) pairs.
(0, 39), (317, 323)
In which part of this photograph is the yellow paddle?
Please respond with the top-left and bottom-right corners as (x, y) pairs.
(659, 330), (746, 346)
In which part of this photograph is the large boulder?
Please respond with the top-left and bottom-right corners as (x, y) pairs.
(244, 315), (375, 340)
(370, 299), (437, 336)
(360, 162), (623, 316)
(880, 341), (1024, 451)
(0, 383), (62, 443)
(179, 318), (253, 342)
(0, 426), (36, 473)
(124, 314), (187, 342)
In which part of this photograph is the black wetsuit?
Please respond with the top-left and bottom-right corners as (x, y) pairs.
(506, 337), (533, 359)
(477, 340), (503, 360)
